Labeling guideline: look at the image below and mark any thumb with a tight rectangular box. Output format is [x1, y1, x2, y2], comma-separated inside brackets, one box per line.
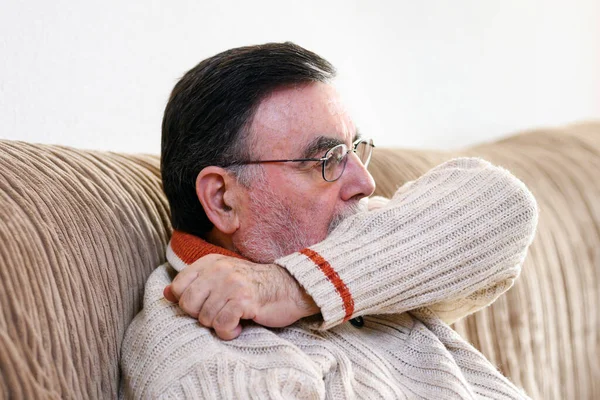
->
[163, 284, 178, 303]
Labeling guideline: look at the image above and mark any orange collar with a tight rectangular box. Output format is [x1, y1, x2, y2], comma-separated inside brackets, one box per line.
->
[166, 230, 245, 272]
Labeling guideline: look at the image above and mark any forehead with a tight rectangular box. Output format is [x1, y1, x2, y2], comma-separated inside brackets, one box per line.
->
[248, 82, 356, 158]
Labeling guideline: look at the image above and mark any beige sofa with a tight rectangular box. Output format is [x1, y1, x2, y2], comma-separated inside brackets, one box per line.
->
[1, 122, 598, 399]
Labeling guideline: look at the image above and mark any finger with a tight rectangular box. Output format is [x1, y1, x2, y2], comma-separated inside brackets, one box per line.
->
[170, 254, 226, 300]
[213, 301, 245, 340]
[170, 268, 202, 301]
[178, 278, 211, 318]
[215, 323, 243, 341]
[163, 285, 177, 303]
[197, 292, 228, 328]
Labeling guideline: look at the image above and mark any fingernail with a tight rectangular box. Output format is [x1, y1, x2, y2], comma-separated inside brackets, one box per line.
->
[163, 285, 175, 302]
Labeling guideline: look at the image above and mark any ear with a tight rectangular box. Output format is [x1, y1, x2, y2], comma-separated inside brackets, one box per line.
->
[195, 166, 240, 235]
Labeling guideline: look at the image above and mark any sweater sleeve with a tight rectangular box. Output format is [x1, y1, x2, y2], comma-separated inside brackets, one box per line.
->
[275, 158, 539, 330]
[366, 191, 508, 325]
[120, 265, 325, 399]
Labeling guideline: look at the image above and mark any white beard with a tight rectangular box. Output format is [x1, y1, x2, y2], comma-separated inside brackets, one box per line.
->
[235, 186, 365, 264]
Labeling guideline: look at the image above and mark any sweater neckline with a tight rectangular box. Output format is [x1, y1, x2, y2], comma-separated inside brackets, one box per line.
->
[166, 230, 245, 272]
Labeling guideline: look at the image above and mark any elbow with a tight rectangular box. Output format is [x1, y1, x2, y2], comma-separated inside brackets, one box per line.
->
[504, 166, 538, 241]
[489, 162, 539, 263]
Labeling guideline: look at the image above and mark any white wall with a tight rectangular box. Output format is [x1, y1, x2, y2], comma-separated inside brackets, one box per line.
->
[1, 0, 599, 154]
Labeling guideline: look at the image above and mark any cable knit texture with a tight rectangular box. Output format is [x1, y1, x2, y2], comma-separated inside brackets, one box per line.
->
[120, 158, 537, 399]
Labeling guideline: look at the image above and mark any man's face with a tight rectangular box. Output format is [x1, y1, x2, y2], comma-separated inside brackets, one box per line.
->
[231, 82, 376, 263]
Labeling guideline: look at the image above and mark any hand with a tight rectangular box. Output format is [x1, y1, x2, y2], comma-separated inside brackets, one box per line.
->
[163, 254, 319, 340]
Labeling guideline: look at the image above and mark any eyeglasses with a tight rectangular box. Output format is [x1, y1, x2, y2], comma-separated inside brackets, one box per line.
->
[227, 138, 375, 182]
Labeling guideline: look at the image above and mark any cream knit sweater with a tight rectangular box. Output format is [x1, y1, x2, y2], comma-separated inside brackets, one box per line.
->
[120, 158, 538, 399]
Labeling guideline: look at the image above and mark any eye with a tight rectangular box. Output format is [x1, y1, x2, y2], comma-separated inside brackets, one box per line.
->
[330, 146, 346, 163]
[321, 145, 341, 172]
[294, 158, 322, 172]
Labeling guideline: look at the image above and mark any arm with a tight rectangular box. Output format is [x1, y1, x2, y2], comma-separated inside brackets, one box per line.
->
[276, 158, 538, 329]
[168, 158, 538, 335]
[360, 191, 508, 325]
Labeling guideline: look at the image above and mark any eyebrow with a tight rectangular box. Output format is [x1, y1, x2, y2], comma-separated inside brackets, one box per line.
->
[300, 130, 363, 159]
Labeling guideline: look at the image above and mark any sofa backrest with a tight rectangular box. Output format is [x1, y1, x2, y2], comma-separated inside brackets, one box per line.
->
[0, 141, 170, 398]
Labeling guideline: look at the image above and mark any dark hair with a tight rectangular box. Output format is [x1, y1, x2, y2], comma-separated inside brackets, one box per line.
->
[161, 42, 336, 236]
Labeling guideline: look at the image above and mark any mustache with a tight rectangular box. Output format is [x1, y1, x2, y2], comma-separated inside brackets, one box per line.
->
[327, 199, 368, 234]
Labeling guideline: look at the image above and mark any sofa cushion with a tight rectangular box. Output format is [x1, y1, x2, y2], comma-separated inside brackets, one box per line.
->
[0, 141, 170, 399]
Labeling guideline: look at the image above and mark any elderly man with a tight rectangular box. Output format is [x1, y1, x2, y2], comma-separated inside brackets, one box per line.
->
[120, 42, 537, 399]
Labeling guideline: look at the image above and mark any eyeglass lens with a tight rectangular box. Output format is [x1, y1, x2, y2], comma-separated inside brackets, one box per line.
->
[323, 140, 373, 182]
[355, 141, 372, 166]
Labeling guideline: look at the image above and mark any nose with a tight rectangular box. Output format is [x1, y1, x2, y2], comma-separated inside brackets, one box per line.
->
[339, 152, 376, 201]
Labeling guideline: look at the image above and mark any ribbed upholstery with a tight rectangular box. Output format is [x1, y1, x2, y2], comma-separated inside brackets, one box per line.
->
[0, 122, 598, 399]
[0, 142, 171, 399]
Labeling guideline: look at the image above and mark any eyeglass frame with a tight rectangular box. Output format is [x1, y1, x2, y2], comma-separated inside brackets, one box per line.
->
[224, 138, 375, 182]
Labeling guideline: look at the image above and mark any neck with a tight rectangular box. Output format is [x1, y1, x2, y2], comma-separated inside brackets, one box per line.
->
[204, 228, 235, 252]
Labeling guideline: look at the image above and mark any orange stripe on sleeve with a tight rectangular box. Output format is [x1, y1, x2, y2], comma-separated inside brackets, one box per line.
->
[300, 248, 355, 321]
